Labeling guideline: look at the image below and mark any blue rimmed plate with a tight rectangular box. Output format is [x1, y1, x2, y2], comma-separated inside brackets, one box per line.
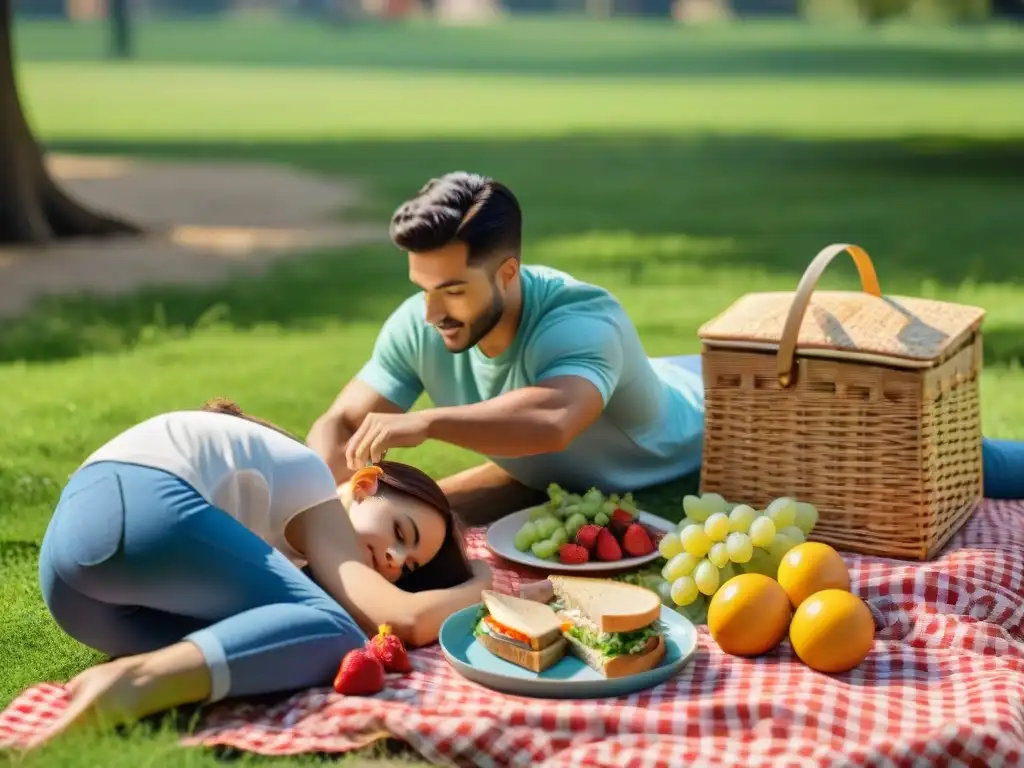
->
[439, 603, 698, 699]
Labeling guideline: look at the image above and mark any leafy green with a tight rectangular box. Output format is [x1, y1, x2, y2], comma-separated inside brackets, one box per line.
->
[565, 621, 663, 657]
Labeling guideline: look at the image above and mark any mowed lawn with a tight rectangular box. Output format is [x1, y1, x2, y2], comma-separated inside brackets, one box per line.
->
[3, 17, 1024, 766]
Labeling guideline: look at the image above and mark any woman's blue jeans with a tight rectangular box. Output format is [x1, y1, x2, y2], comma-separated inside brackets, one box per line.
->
[38, 461, 367, 703]
[663, 354, 1024, 500]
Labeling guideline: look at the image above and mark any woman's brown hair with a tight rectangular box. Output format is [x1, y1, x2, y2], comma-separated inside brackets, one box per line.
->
[372, 460, 474, 593]
[199, 398, 474, 593]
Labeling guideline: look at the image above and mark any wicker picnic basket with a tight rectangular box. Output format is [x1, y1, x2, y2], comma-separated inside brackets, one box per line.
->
[697, 243, 986, 561]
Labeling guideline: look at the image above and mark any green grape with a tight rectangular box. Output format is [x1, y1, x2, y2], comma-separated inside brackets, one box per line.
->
[704, 513, 730, 542]
[547, 482, 565, 502]
[701, 493, 729, 515]
[794, 502, 819, 535]
[564, 513, 587, 537]
[725, 531, 754, 563]
[583, 488, 604, 506]
[580, 500, 602, 519]
[694, 559, 721, 595]
[719, 562, 739, 585]
[594, 511, 610, 526]
[656, 579, 674, 605]
[780, 525, 806, 545]
[728, 504, 758, 533]
[619, 492, 639, 515]
[661, 552, 698, 582]
[531, 539, 557, 559]
[600, 500, 617, 516]
[768, 532, 797, 560]
[535, 516, 560, 539]
[670, 576, 699, 606]
[529, 506, 551, 521]
[708, 542, 730, 568]
[550, 526, 569, 547]
[749, 516, 777, 548]
[765, 497, 798, 530]
[741, 546, 782, 578]
[563, 503, 583, 520]
[682, 495, 711, 523]
[676, 517, 698, 534]
[680, 524, 712, 558]
[513, 522, 539, 552]
[658, 531, 683, 559]
[725, 502, 738, 512]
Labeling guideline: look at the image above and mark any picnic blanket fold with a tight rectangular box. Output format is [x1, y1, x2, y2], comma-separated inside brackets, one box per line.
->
[3, 500, 1024, 767]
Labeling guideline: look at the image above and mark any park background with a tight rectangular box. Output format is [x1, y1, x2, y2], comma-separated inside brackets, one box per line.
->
[1, 0, 1022, 764]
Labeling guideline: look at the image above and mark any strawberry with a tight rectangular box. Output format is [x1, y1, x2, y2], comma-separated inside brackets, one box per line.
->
[612, 507, 634, 524]
[575, 524, 602, 551]
[559, 543, 589, 565]
[608, 507, 634, 537]
[622, 523, 655, 557]
[333, 648, 385, 696]
[366, 624, 412, 674]
[594, 527, 623, 561]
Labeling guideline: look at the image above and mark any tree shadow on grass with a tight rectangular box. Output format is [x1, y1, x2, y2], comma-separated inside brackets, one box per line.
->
[0, 131, 1020, 364]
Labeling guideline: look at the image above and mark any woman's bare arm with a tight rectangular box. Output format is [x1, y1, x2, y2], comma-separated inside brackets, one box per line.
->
[286, 498, 492, 647]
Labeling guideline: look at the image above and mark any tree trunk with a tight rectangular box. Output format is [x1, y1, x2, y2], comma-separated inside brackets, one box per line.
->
[0, 0, 140, 245]
[109, 0, 133, 59]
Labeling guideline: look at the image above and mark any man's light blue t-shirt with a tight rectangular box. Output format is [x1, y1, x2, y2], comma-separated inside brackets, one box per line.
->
[356, 265, 705, 494]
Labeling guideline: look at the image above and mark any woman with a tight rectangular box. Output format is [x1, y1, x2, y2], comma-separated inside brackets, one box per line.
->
[33, 398, 491, 744]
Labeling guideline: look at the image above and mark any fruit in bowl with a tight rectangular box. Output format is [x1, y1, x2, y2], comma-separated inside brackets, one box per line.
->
[512, 484, 661, 565]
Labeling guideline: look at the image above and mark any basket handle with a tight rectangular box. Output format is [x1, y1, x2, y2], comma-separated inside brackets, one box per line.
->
[777, 243, 882, 387]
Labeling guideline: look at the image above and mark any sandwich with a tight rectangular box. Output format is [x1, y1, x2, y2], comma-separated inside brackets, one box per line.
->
[548, 575, 666, 679]
[474, 590, 568, 673]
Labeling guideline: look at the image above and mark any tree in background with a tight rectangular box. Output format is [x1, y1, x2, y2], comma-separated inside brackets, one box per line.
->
[109, 0, 132, 59]
[0, 0, 138, 244]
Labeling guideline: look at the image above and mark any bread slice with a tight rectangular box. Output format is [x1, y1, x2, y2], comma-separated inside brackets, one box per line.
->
[549, 576, 662, 634]
[477, 632, 568, 673]
[563, 633, 666, 679]
[481, 590, 563, 651]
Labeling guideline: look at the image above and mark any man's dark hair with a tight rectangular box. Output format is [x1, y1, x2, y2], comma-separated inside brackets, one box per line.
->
[389, 172, 522, 265]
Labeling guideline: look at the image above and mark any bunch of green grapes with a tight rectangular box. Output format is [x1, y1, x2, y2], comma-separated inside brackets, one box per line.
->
[653, 494, 820, 609]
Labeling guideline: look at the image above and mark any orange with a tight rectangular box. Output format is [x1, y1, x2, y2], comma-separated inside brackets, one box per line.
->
[776, 542, 851, 608]
[707, 573, 791, 657]
[789, 589, 874, 674]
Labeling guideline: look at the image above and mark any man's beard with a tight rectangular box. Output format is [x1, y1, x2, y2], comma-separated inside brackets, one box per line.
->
[438, 285, 505, 353]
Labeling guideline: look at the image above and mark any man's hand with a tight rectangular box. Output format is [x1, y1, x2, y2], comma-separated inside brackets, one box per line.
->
[345, 411, 432, 469]
[519, 579, 553, 603]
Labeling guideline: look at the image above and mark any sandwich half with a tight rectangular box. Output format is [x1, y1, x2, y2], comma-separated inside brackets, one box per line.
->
[549, 575, 666, 679]
[474, 590, 568, 673]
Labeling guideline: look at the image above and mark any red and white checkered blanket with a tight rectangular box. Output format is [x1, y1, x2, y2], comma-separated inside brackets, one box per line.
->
[3, 500, 1024, 766]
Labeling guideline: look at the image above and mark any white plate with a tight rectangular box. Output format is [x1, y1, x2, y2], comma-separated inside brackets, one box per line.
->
[486, 506, 675, 574]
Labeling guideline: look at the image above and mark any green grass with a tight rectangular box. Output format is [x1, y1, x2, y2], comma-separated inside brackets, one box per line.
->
[3, 16, 1024, 766]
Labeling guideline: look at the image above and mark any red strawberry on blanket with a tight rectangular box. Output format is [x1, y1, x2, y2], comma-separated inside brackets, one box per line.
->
[622, 523, 655, 557]
[334, 648, 385, 696]
[594, 527, 623, 561]
[367, 624, 412, 674]
[575, 524, 603, 551]
[559, 543, 590, 565]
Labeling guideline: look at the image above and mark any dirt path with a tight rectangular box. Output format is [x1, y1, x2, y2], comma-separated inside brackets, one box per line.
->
[0, 154, 386, 318]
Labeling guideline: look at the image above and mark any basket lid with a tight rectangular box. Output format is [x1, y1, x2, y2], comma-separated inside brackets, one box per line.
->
[698, 289, 985, 368]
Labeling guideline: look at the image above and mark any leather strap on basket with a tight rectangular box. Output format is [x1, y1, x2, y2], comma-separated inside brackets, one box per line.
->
[777, 243, 882, 388]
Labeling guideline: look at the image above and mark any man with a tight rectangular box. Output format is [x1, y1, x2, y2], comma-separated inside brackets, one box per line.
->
[306, 171, 706, 525]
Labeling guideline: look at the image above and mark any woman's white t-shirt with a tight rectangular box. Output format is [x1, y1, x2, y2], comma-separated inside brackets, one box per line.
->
[81, 410, 339, 566]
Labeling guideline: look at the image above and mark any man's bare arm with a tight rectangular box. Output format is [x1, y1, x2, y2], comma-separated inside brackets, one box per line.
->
[306, 379, 405, 485]
[438, 461, 546, 527]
